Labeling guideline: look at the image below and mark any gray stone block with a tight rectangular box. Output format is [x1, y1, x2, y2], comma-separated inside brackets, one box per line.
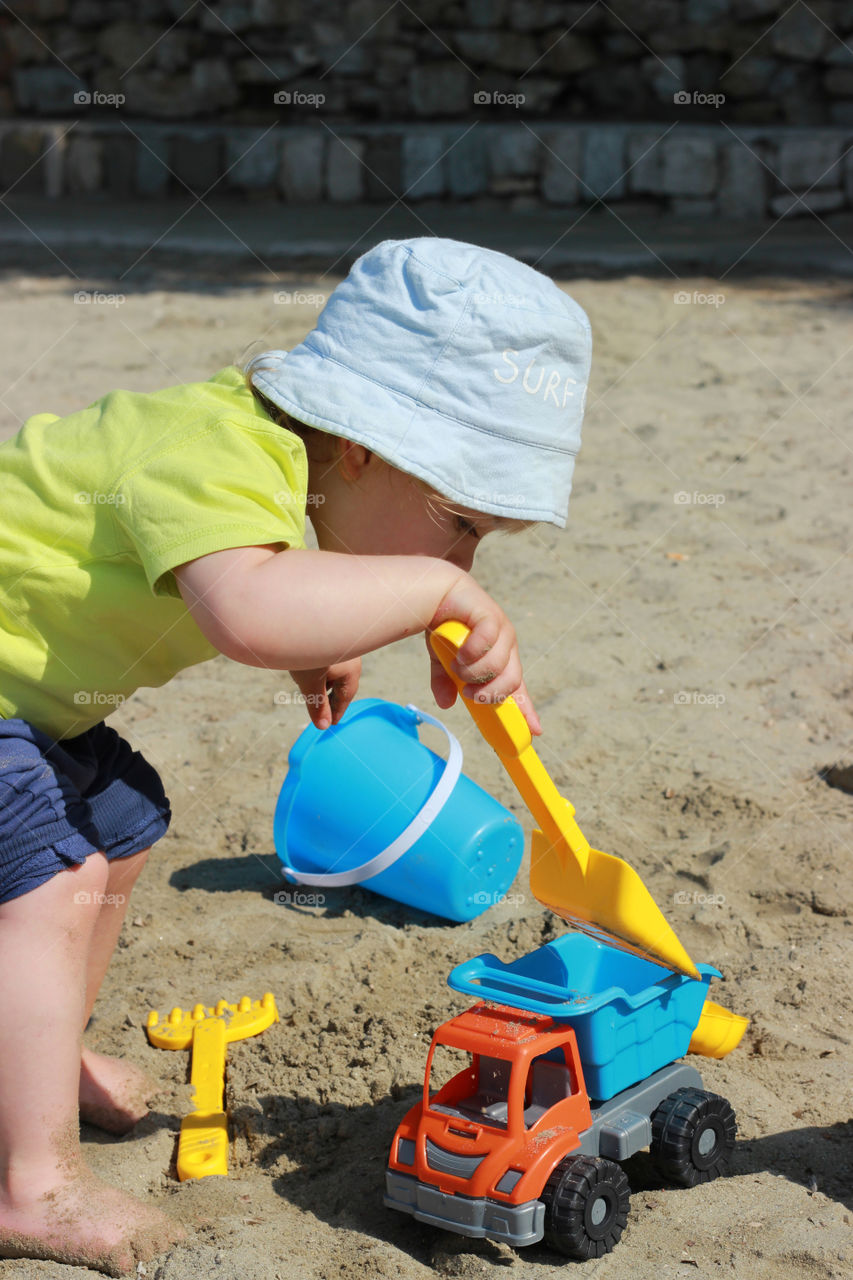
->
[770, 188, 844, 217]
[0, 127, 46, 194]
[13, 66, 86, 114]
[454, 31, 500, 63]
[771, 7, 828, 59]
[251, 0, 303, 21]
[508, 0, 563, 30]
[171, 130, 222, 194]
[720, 56, 776, 99]
[279, 130, 324, 201]
[191, 59, 239, 111]
[135, 127, 171, 195]
[226, 127, 280, 189]
[364, 135, 402, 199]
[542, 32, 597, 75]
[776, 135, 842, 190]
[409, 62, 472, 117]
[825, 69, 853, 97]
[446, 128, 488, 197]
[582, 126, 626, 201]
[199, 2, 252, 32]
[41, 125, 66, 198]
[487, 125, 539, 178]
[153, 30, 191, 74]
[326, 135, 365, 201]
[98, 22, 160, 69]
[402, 131, 446, 198]
[541, 127, 581, 204]
[627, 128, 667, 194]
[236, 57, 300, 85]
[685, 0, 729, 21]
[831, 103, 853, 127]
[124, 70, 199, 118]
[102, 135, 136, 196]
[661, 134, 718, 196]
[642, 53, 684, 102]
[66, 133, 102, 194]
[717, 141, 768, 217]
[467, 0, 506, 24]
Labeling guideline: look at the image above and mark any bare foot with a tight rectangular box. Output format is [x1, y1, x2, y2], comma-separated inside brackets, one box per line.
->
[79, 1048, 157, 1134]
[0, 1164, 186, 1277]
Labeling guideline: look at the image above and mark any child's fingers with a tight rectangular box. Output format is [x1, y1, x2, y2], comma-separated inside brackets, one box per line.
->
[426, 634, 459, 708]
[453, 624, 514, 690]
[308, 685, 333, 730]
[327, 663, 360, 724]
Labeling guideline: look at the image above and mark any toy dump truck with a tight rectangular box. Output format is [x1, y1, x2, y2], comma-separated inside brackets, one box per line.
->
[385, 933, 745, 1259]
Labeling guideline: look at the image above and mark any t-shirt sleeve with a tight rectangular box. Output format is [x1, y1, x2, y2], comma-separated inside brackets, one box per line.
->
[112, 419, 308, 597]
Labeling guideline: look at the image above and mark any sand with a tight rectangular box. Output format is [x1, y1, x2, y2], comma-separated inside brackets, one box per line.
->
[0, 267, 850, 1279]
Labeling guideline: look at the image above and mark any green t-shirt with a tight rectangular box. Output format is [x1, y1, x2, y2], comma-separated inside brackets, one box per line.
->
[0, 365, 308, 739]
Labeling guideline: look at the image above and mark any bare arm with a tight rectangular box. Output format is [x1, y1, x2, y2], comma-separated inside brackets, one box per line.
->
[173, 545, 540, 732]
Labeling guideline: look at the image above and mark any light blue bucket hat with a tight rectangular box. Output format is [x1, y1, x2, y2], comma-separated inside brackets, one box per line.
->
[251, 237, 592, 526]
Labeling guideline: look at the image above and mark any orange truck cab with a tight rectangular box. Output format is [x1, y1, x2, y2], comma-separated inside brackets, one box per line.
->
[385, 1001, 737, 1259]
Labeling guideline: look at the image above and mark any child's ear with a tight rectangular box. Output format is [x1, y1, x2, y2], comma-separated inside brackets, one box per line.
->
[337, 440, 373, 482]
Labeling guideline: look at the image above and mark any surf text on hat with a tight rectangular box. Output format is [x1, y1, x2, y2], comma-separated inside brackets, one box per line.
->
[493, 349, 578, 408]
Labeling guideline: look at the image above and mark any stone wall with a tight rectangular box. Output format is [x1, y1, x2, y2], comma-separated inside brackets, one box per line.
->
[2, 118, 853, 219]
[2, 1, 853, 127]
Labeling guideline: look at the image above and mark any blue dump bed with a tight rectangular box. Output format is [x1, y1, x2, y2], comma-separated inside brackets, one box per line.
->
[448, 933, 719, 1102]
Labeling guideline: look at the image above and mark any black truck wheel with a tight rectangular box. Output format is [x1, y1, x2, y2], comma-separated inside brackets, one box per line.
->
[651, 1086, 737, 1187]
[541, 1155, 630, 1259]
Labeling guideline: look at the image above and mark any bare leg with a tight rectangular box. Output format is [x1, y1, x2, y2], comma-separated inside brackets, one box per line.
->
[79, 849, 157, 1134]
[0, 854, 183, 1274]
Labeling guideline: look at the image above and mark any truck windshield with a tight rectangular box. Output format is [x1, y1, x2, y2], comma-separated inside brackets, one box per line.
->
[428, 1047, 514, 1130]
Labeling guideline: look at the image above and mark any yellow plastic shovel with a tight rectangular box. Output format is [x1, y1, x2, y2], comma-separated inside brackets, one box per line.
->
[430, 620, 702, 979]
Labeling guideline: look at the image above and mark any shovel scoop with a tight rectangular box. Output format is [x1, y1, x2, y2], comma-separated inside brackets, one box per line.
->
[430, 620, 701, 979]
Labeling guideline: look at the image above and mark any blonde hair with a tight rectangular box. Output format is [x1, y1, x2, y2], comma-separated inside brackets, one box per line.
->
[243, 356, 534, 534]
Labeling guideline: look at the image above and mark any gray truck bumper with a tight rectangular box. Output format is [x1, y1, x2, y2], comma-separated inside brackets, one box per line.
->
[384, 1169, 544, 1247]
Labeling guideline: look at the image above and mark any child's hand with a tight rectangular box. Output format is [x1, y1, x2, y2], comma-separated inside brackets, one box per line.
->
[288, 658, 362, 730]
[428, 582, 542, 736]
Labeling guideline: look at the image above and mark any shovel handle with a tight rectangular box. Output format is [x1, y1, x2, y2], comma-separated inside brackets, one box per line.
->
[429, 621, 591, 865]
[429, 620, 533, 758]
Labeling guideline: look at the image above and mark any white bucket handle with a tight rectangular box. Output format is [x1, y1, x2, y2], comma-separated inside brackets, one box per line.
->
[279, 704, 463, 888]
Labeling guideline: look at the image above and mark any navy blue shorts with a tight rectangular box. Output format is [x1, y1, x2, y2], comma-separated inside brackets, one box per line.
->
[0, 718, 171, 906]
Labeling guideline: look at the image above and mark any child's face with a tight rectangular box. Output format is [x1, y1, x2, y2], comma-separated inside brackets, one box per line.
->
[308, 446, 493, 571]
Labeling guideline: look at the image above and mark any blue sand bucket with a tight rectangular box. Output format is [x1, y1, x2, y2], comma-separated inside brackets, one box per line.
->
[273, 698, 524, 922]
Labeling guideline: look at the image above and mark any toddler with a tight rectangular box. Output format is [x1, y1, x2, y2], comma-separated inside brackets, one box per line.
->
[0, 237, 591, 1274]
